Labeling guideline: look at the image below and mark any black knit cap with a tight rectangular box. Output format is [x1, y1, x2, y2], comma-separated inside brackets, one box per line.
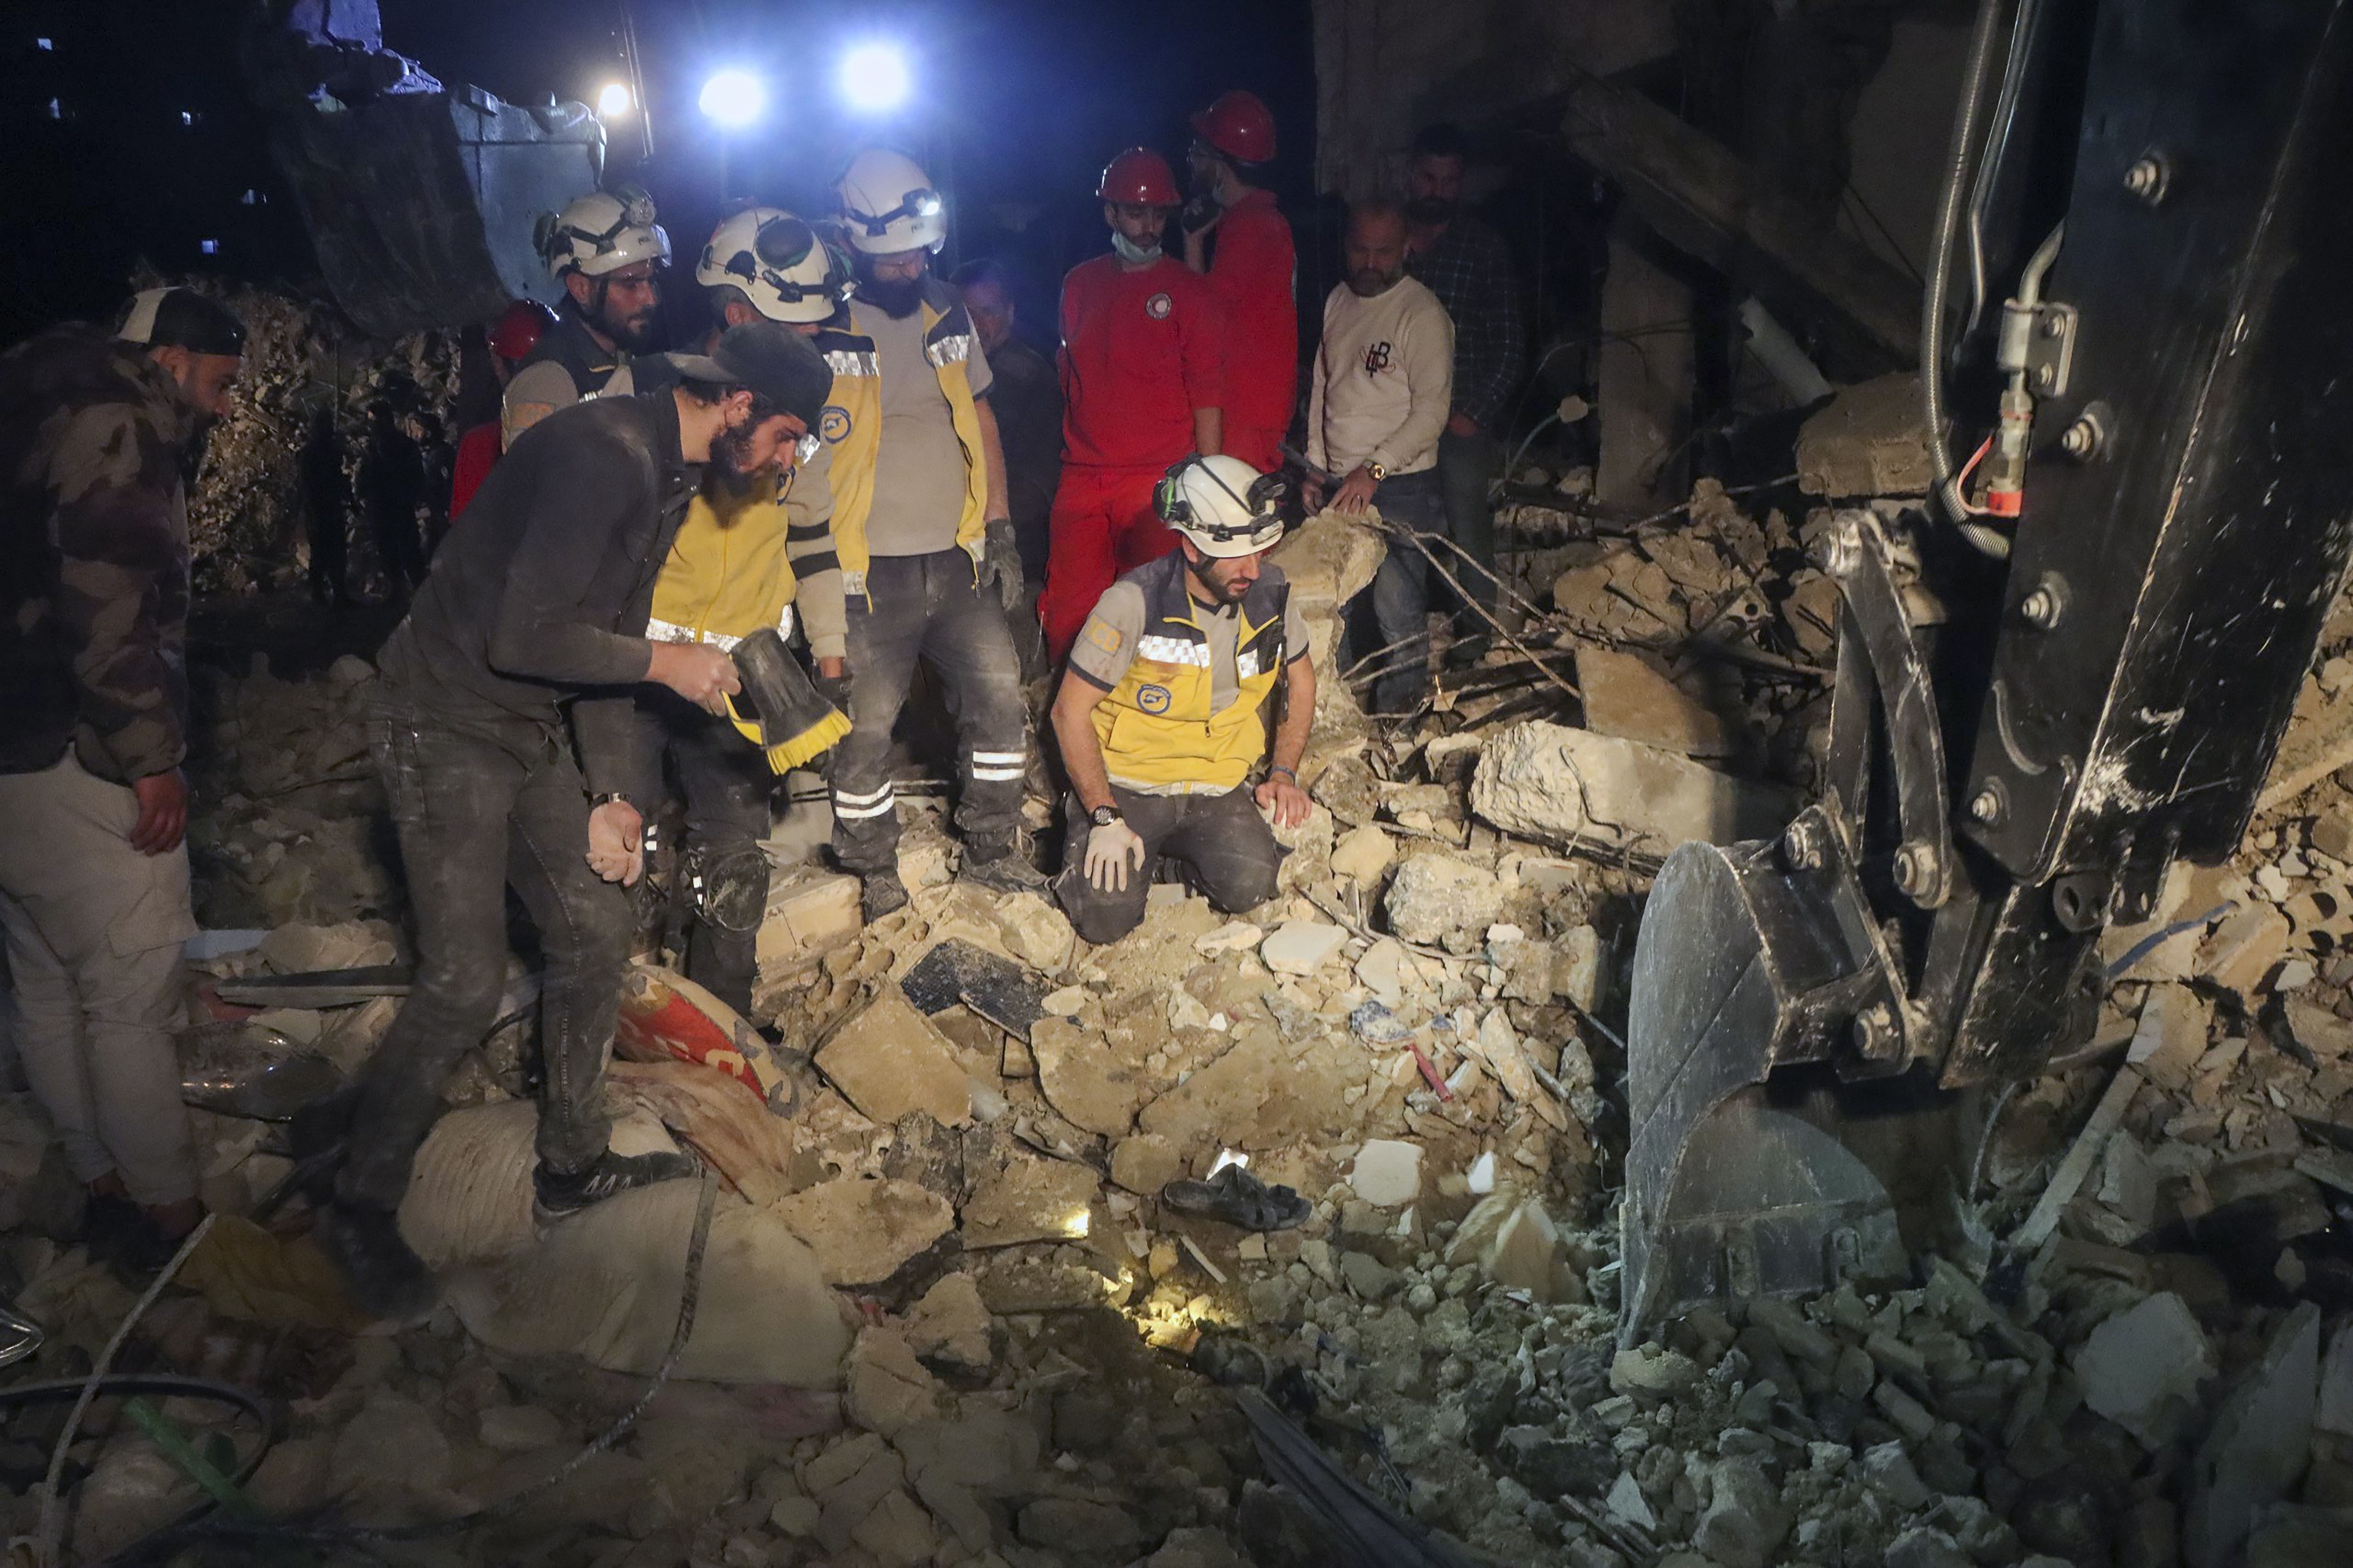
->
[116, 287, 246, 356]
[670, 321, 831, 431]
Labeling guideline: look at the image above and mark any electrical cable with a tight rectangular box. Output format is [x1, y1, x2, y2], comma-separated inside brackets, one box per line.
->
[1964, 0, 2046, 338]
[1921, 0, 2016, 558]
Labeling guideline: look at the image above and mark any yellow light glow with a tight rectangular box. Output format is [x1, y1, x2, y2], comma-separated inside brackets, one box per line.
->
[596, 82, 633, 118]
[1064, 1208, 1092, 1239]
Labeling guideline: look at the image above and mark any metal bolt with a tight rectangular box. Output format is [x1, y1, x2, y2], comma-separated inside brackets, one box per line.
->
[2123, 155, 2167, 204]
[1782, 818, 1825, 873]
[1969, 785, 2004, 825]
[2060, 416, 2101, 459]
[2039, 314, 2065, 339]
[2021, 587, 2060, 628]
[1892, 841, 1938, 900]
[2033, 364, 2057, 391]
[1854, 1003, 1901, 1061]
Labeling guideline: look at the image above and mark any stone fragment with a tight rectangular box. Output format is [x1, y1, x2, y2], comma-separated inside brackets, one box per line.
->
[1196, 921, 1265, 956]
[1029, 1016, 1146, 1138]
[478, 1404, 565, 1454]
[816, 991, 971, 1128]
[773, 1177, 955, 1287]
[2128, 984, 2209, 1091]
[893, 1408, 1038, 1494]
[1833, 1344, 1876, 1401]
[1610, 1344, 1701, 1397]
[2186, 1302, 2321, 1568]
[2319, 1321, 2353, 1437]
[991, 893, 1076, 973]
[1796, 373, 1934, 497]
[2198, 903, 2292, 993]
[1575, 646, 1732, 758]
[962, 1149, 1099, 1248]
[1606, 1470, 1657, 1532]
[1469, 721, 1794, 860]
[1861, 1440, 1930, 1510]
[1329, 823, 1397, 884]
[903, 1273, 993, 1372]
[1349, 1140, 1423, 1206]
[1338, 1250, 1398, 1300]
[1137, 1026, 1354, 1151]
[2313, 805, 2353, 863]
[1692, 1457, 1791, 1568]
[848, 1488, 936, 1567]
[756, 869, 862, 975]
[330, 1389, 452, 1502]
[1018, 1498, 1143, 1554]
[1555, 924, 1602, 1011]
[1383, 855, 1504, 946]
[844, 1328, 947, 1438]
[1884, 1526, 1972, 1568]
[913, 1473, 992, 1553]
[2073, 1291, 2215, 1446]
[2282, 996, 2353, 1060]
[1260, 921, 1347, 977]
[1110, 1133, 1185, 1195]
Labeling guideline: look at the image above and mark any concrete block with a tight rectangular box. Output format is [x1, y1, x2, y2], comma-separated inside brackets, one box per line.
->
[1469, 721, 1794, 860]
[2073, 1291, 2215, 1447]
[815, 991, 971, 1128]
[756, 869, 862, 975]
[2186, 1303, 2321, 1568]
[1573, 646, 1733, 758]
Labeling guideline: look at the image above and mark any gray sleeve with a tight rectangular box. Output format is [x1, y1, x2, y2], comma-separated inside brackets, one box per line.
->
[1066, 581, 1146, 690]
[1282, 592, 1311, 664]
[783, 442, 846, 660]
[502, 361, 582, 450]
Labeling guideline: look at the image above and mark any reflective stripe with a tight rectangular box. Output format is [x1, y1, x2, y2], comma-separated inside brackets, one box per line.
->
[969, 750, 1026, 765]
[1136, 635, 1212, 666]
[646, 617, 743, 653]
[776, 602, 796, 639]
[925, 333, 973, 367]
[969, 766, 1025, 781]
[832, 795, 898, 819]
[833, 783, 894, 806]
[824, 350, 880, 377]
[1237, 650, 1262, 680]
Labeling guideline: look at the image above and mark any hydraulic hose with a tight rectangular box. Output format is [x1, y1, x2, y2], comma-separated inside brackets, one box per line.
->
[1964, 0, 2046, 338]
[1922, 0, 2015, 558]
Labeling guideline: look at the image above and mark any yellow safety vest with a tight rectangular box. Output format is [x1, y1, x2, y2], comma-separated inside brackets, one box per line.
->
[1092, 553, 1291, 794]
[813, 292, 989, 595]
[645, 464, 798, 652]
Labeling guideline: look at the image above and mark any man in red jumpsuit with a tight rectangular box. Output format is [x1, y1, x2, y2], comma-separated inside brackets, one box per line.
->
[449, 300, 555, 520]
[1182, 90, 1297, 473]
[1037, 147, 1225, 664]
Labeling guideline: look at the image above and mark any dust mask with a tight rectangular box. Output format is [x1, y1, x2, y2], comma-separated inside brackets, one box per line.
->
[1111, 231, 1163, 267]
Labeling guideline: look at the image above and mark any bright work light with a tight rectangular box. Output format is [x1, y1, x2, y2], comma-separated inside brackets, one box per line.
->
[699, 69, 765, 128]
[839, 43, 910, 112]
[596, 81, 632, 118]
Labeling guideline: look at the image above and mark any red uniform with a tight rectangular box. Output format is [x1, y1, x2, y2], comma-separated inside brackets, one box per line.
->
[1202, 189, 1297, 472]
[1039, 254, 1224, 662]
[448, 420, 502, 520]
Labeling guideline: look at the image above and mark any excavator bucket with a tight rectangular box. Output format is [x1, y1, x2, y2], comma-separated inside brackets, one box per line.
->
[1619, 839, 1912, 1341]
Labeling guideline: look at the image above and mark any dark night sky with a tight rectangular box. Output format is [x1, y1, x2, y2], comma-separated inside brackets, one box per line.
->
[2, 0, 1318, 346]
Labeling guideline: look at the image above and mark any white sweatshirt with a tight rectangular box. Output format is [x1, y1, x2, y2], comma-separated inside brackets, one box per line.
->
[1308, 274, 1454, 478]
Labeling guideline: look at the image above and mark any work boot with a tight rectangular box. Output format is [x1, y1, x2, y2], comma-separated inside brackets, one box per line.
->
[861, 868, 909, 921]
[962, 844, 1046, 896]
[532, 1147, 698, 1226]
[314, 1201, 438, 1322]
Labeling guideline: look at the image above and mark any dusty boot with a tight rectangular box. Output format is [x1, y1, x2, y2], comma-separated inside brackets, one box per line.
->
[962, 842, 1046, 895]
[314, 1202, 438, 1322]
[861, 867, 909, 921]
[532, 1148, 698, 1225]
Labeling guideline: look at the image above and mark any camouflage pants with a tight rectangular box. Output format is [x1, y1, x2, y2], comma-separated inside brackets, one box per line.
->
[0, 751, 198, 1206]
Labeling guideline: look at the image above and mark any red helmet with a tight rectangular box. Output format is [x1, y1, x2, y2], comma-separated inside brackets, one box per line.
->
[1190, 90, 1275, 165]
[1098, 147, 1179, 206]
[488, 298, 556, 362]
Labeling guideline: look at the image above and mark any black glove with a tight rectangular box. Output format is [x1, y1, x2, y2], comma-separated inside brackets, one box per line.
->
[1180, 191, 1222, 236]
[978, 517, 1025, 613]
[814, 668, 852, 716]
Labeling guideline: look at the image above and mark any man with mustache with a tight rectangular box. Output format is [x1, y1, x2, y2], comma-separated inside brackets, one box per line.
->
[823, 149, 1040, 920]
[318, 323, 829, 1317]
[502, 184, 671, 448]
[0, 287, 243, 1275]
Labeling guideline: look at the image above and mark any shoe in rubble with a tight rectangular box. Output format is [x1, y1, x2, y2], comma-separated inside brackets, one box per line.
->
[532, 1147, 698, 1225]
[861, 867, 910, 921]
[962, 846, 1047, 895]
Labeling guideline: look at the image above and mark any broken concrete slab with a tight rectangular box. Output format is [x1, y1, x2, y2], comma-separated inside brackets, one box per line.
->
[1469, 720, 1795, 861]
[2319, 1321, 2353, 1439]
[1109, 1133, 1184, 1196]
[2072, 1292, 2215, 1447]
[1329, 823, 1397, 884]
[1692, 1456, 1791, 1568]
[844, 1328, 947, 1438]
[1574, 646, 1733, 758]
[816, 990, 972, 1128]
[989, 893, 1076, 975]
[2128, 984, 2211, 1091]
[1259, 920, 1347, 977]
[1348, 1140, 1422, 1207]
[961, 1148, 1098, 1248]
[2187, 1302, 2321, 1568]
[2258, 677, 2353, 813]
[1382, 854, 1504, 947]
[1796, 373, 1934, 498]
[902, 1273, 994, 1373]
[772, 1176, 956, 1288]
[2199, 903, 2292, 995]
[1137, 1025, 1357, 1152]
[756, 868, 863, 976]
[1029, 1016, 1147, 1139]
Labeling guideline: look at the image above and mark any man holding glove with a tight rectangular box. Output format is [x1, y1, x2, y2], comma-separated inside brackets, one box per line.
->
[1048, 455, 1312, 945]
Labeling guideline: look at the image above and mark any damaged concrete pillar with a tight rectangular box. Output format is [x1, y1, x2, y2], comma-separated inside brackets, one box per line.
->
[1597, 223, 1696, 506]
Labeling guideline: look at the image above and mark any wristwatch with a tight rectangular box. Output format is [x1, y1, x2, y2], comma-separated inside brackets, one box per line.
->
[1089, 804, 1123, 829]
[1366, 460, 1389, 481]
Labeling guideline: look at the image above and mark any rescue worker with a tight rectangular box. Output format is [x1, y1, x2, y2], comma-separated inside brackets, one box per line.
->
[1037, 148, 1226, 664]
[1182, 90, 1298, 473]
[950, 258, 1060, 677]
[606, 207, 855, 1015]
[502, 185, 670, 447]
[1048, 455, 1314, 945]
[825, 149, 1040, 919]
[0, 287, 244, 1271]
[451, 299, 555, 519]
[316, 324, 829, 1316]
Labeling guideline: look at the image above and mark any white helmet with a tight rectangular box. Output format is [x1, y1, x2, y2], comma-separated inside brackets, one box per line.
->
[536, 184, 672, 279]
[1155, 454, 1289, 558]
[696, 207, 854, 324]
[836, 149, 946, 255]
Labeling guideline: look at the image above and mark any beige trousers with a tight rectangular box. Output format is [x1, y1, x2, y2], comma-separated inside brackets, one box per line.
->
[0, 752, 197, 1206]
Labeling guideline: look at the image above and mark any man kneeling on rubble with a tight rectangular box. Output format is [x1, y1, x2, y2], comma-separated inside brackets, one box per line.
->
[318, 323, 831, 1315]
[1048, 454, 1314, 943]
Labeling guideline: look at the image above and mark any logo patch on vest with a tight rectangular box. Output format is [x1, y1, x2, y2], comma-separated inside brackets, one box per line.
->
[819, 406, 852, 443]
[1146, 292, 1173, 320]
[1136, 684, 1173, 714]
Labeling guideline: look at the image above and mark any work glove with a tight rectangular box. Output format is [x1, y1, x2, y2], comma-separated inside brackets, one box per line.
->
[1084, 818, 1148, 893]
[978, 516, 1025, 613]
[814, 666, 852, 717]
